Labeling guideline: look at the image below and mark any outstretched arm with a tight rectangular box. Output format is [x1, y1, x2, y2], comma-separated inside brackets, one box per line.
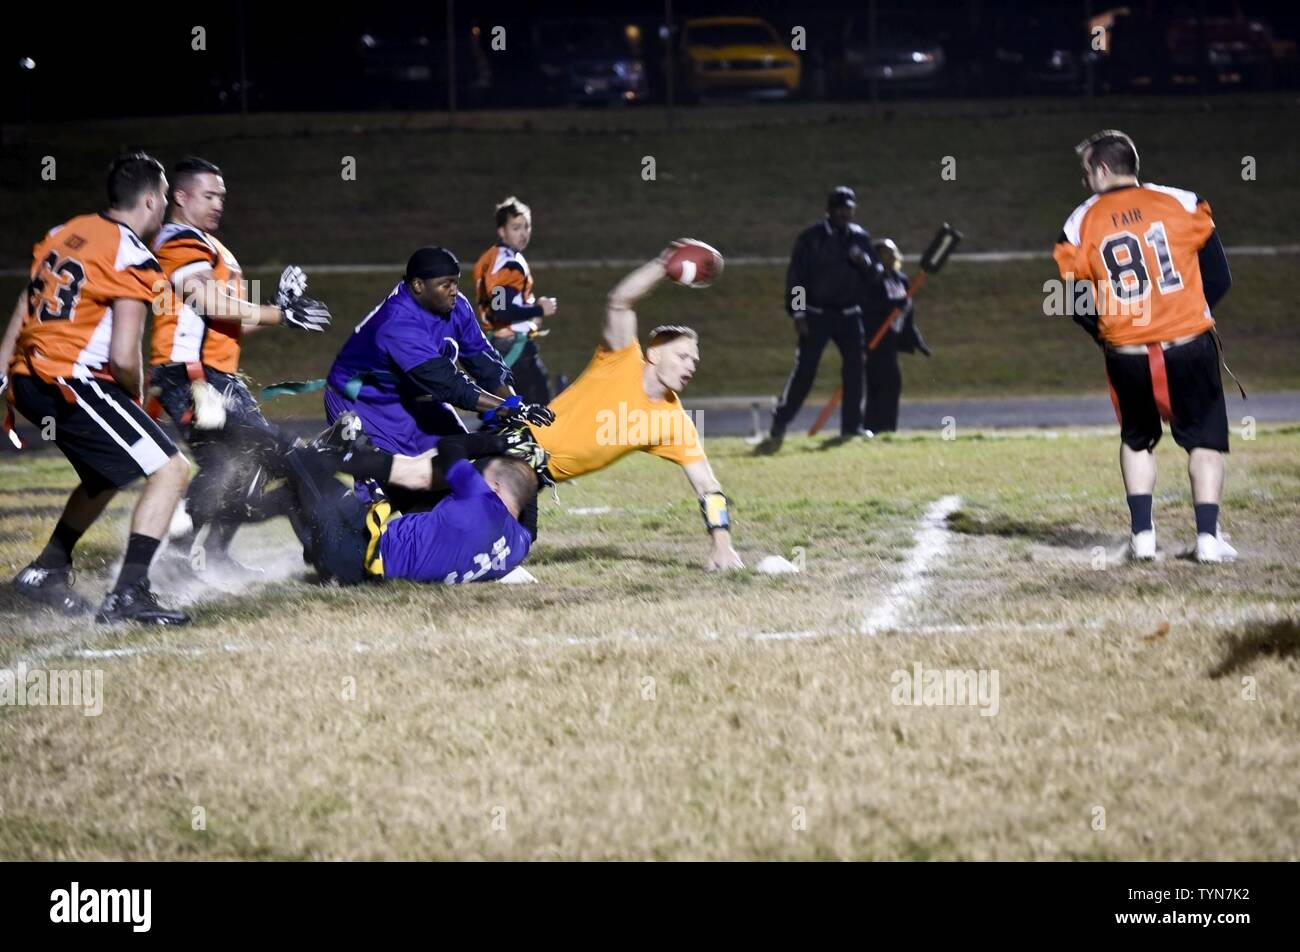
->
[177, 265, 330, 333]
[682, 457, 743, 572]
[603, 256, 667, 351]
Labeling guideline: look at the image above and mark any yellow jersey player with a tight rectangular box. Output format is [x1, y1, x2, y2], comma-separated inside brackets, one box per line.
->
[528, 246, 743, 572]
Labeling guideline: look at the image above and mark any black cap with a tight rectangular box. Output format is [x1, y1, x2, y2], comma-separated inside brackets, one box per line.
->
[405, 246, 460, 281]
[827, 186, 857, 210]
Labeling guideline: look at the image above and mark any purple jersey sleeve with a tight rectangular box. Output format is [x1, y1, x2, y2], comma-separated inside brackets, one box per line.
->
[375, 311, 450, 373]
[445, 458, 491, 501]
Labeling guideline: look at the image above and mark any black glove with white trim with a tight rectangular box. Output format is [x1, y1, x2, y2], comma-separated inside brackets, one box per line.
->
[280, 295, 331, 333]
[273, 265, 309, 306]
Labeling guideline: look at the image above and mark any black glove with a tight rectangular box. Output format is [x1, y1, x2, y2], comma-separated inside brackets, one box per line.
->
[486, 395, 554, 428]
[280, 295, 331, 333]
[497, 425, 535, 450]
[273, 265, 309, 305]
[511, 402, 555, 427]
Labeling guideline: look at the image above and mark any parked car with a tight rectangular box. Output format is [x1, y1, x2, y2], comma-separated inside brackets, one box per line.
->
[533, 19, 648, 106]
[946, 11, 1088, 97]
[678, 16, 801, 101]
[1168, 9, 1278, 88]
[352, 27, 491, 109]
[829, 13, 947, 96]
[1099, 3, 1284, 91]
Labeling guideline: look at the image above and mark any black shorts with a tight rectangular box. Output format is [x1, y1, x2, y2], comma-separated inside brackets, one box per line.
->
[1104, 332, 1229, 453]
[12, 373, 179, 496]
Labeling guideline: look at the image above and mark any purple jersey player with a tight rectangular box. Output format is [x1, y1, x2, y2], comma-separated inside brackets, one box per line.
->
[281, 431, 542, 586]
[376, 455, 533, 583]
[324, 247, 554, 458]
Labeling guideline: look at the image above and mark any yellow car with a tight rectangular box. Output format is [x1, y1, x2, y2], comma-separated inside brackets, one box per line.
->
[680, 16, 801, 100]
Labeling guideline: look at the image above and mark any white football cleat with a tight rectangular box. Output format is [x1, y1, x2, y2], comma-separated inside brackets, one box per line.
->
[497, 566, 537, 584]
[1195, 533, 1224, 563]
[1129, 528, 1156, 561]
[1213, 527, 1238, 562]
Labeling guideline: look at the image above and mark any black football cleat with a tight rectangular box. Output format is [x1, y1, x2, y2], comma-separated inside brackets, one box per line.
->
[94, 581, 190, 626]
[12, 563, 92, 616]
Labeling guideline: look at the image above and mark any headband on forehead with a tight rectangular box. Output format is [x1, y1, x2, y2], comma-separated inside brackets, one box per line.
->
[405, 246, 460, 282]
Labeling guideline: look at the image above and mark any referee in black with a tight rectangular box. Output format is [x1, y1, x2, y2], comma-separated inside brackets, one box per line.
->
[758, 186, 884, 453]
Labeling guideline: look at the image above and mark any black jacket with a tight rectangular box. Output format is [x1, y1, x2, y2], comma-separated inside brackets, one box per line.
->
[862, 270, 930, 356]
[785, 218, 883, 316]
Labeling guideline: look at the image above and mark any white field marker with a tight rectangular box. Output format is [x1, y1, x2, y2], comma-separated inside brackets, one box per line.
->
[860, 495, 962, 636]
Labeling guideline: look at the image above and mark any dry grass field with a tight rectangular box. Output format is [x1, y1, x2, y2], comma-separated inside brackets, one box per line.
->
[2, 425, 1297, 859]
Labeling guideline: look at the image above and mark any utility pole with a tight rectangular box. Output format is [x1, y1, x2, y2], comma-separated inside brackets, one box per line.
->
[665, 0, 676, 132]
[447, 0, 458, 127]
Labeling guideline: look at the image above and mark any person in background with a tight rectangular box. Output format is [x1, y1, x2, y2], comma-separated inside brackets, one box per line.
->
[861, 238, 930, 435]
[757, 186, 883, 452]
[472, 196, 558, 406]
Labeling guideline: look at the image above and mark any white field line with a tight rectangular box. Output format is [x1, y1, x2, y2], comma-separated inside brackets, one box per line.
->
[860, 494, 963, 636]
[0, 632, 109, 692]
[13, 604, 1293, 667]
[5, 245, 1298, 279]
[750, 630, 821, 642]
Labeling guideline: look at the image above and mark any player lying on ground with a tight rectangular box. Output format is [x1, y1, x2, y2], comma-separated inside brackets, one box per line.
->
[508, 245, 744, 572]
[149, 156, 332, 575]
[281, 430, 542, 585]
[0, 153, 191, 624]
[1054, 129, 1236, 563]
[324, 246, 553, 513]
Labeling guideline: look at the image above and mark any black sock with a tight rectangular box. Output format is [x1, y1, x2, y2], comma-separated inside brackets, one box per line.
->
[1126, 494, 1153, 534]
[1194, 503, 1220, 537]
[115, 533, 161, 591]
[35, 520, 85, 569]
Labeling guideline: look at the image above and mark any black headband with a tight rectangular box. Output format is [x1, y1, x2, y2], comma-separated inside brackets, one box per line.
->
[405, 246, 460, 281]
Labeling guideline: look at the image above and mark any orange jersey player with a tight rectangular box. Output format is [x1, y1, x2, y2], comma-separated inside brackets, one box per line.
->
[148, 156, 332, 574]
[0, 153, 192, 624]
[151, 220, 247, 373]
[1054, 130, 1236, 564]
[472, 196, 558, 405]
[522, 244, 743, 572]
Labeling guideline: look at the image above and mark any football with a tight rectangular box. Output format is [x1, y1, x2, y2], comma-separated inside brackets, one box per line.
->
[664, 238, 723, 288]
